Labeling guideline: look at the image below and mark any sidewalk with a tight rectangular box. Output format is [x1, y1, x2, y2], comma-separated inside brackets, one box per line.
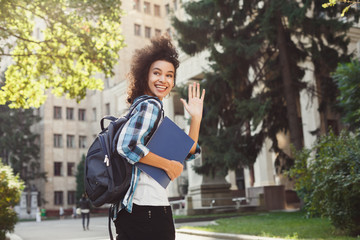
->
[7, 216, 286, 240]
[7, 230, 286, 240]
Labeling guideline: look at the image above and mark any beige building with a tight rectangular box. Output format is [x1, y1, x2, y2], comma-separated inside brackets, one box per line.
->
[32, 0, 189, 211]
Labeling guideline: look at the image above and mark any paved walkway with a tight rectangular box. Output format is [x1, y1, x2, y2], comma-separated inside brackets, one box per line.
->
[8, 216, 285, 240]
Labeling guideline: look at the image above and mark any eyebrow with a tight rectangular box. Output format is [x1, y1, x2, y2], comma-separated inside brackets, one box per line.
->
[152, 67, 174, 74]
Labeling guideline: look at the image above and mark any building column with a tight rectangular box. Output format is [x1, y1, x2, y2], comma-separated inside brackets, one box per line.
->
[299, 61, 321, 149]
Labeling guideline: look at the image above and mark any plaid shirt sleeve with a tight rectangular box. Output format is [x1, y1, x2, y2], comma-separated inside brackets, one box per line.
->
[186, 143, 201, 161]
[117, 99, 161, 164]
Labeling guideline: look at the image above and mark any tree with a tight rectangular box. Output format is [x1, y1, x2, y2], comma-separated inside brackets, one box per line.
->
[0, 0, 125, 109]
[332, 60, 360, 131]
[0, 161, 24, 240]
[75, 154, 85, 203]
[0, 87, 45, 186]
[323, 0, 360, 16]
[173, 0, 357, 178]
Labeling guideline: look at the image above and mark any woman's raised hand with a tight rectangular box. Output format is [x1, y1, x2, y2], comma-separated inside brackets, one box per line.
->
[180, 82, 205, 122]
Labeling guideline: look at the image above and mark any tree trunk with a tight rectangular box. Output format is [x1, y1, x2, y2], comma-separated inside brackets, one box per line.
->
[249, 165, 255, 187]
[276, 15, 303, 151]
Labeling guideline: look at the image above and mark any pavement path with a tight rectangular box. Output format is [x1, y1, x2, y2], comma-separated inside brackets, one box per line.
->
[9, 216, 285, 240]
[9, 217, 229, 240]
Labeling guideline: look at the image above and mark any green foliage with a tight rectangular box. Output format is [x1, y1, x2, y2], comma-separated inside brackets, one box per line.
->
[0, 100, 45, 184]
[173, 0, 356, 175]
[322, 1, 360, 16]
[0, 0, 125, 108]
[289, 131, 360, 236]
[75, 154, 85, 203]
[286, 146, 313, 212]
[333, 60, 360, 131]
[0, 162, 24, 240]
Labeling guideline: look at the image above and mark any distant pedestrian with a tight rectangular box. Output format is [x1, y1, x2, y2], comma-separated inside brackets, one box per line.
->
[59, 206, 64, 220]
[72, 206, 77, 218]
[79, 194, 91, 230]
[36, 207, 41, 222]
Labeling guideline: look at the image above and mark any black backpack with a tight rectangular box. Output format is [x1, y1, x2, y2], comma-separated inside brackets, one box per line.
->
[84, 96, 162, 207]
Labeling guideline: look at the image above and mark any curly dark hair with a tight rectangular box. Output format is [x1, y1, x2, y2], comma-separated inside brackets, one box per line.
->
[127, 36, 179, 104]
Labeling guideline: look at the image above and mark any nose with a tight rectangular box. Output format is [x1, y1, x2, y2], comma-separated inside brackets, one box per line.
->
[158, 75, 165, 83]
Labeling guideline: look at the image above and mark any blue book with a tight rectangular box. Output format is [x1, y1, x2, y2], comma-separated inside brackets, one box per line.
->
[135, 116, 195, 188]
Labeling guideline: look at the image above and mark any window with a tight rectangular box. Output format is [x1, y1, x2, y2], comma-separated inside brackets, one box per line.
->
[54, 191, 63, 205]
[235, 168, 245, 190]
[54, 162, 63, 176]
[145, 26, 151, 38]
[66, 135, 75, 148]
[144, 1, 151, 14]
[54, 134, 62, 148]
[105, 103, 110, 115]
[165, 4, 170, 15]
[79, 135, 87, 148]
[133, 0, 140, 11]
[173, 0, 178, 10]
[54, 106, 62, 119]
[78, 109, 86, 121]
[66, 107, 74, 120]
[67, 191, 76, 205]
[173, 93, 184, 115]
[92, 108, 97, 121]
[134, 24, 141, 36]
[154, 4, 161, 17]
[67, 162, 75, 176]
[155, 29, 161, 37]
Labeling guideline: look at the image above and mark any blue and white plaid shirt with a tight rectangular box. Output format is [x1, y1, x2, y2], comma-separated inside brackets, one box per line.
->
[114, 95, 200, 216]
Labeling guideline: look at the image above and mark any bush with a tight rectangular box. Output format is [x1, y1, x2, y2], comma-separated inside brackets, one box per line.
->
[0, 162, 24, 240]
[333, 60, 360, 131]
[288, 131, 360, 236]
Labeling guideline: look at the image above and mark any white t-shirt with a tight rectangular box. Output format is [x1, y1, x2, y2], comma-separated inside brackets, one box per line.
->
[133, 171, 169, 206]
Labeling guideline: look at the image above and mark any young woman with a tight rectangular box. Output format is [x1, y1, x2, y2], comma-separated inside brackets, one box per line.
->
[114, 36, 205, 240]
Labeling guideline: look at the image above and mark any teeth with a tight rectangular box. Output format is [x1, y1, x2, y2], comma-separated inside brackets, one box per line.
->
[156, 85, 166, 90]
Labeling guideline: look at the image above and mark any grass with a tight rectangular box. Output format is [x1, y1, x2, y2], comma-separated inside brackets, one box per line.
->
[179, 211, 360, 240]
[173, 212, 245, 220]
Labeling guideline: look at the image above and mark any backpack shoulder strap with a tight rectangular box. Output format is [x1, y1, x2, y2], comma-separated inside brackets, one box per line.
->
[100, 116, 118, 131]
[100, 97, 162, 131]
[127, 96, 163, 118]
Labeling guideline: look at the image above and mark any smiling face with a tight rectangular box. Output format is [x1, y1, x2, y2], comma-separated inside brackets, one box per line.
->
[146, 60, 175, 100]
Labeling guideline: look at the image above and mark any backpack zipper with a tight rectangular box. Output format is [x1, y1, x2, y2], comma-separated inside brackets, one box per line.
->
[104, 155, 110, 166]
[99, 135, 110, 167]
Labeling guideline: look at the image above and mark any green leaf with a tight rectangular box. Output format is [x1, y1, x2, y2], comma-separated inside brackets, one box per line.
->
[0, 0, 125, 108]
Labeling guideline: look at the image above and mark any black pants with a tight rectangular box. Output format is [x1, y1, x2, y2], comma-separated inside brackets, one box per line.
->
[81, 212, 90, 228]
[114, 204, 175, 240]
